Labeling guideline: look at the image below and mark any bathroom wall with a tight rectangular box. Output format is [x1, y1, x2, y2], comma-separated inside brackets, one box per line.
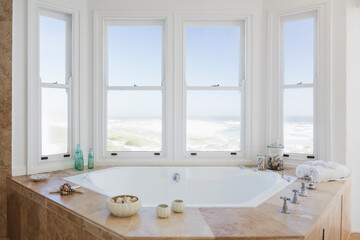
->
[346, 0, 360, 232]
[0, 0, 12, 237]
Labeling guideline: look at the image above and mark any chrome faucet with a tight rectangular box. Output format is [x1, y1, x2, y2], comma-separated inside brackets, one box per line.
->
[299, 182, 309, 197]
[173, 173, 180, 183]
[307, 175, 316, 190]
[290, 189, 300, 204]
[280, 196, 291, 214]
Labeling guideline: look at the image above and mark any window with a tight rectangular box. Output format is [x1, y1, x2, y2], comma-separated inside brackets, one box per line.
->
[184, 22, 245, 155]
[39, 10, 72, 158]
[104, 20, 165, 155]
[280, 12, 318, 157]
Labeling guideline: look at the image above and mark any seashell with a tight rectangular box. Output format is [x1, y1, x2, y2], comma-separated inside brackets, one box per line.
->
[130, 197, 137, 203]
[110, 198, 115, 203]
[116, 197, 123, 203]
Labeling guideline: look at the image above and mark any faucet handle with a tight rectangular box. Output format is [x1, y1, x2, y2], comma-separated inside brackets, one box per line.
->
[306, 175, 317, 190]
[290, 189, 300, 204]
[280, 196, 291, 214]
[299, 182, 309, 197]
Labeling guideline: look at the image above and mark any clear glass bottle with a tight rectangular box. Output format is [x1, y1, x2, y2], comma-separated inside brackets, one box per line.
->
[88, 148, 94, 169]
[77, 150, 84, 171]
[267, 142, 284, 171]
[74, 144, 80, 170]
[257, 154, 267, 171]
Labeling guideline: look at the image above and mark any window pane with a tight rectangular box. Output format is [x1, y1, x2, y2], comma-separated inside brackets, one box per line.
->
[39, 15, 67, 84]
[107, 91, 162, 151]
[283, 88, 313, 154]
[108, 26, 162, 86]
[42, 88, 68, 155]
[186, 91, 241, 151]
[186, 27, 240, 86]
[284, 18, 314, 85]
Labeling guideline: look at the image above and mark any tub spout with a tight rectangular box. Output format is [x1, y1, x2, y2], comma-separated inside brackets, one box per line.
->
[173, 173, 180, 183]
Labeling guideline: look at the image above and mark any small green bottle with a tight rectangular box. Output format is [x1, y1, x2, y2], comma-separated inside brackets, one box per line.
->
[88, 148, 94, 169]
[74, 144, 80, 170]
[77, 150, 84, 171]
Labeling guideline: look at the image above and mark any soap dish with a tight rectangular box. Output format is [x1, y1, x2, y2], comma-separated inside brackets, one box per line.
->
[30, 174, 50, 182]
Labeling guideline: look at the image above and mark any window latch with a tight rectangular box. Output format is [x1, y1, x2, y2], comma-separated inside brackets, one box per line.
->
[297, 81, 303, 85]
[190, 153, 197, 156]
[134, 84, 138, 87]
[41, 156, 48, 160]
[240, 78, 245, 87]
[52, 81, 58, 84]
[211, 84, 219, 87]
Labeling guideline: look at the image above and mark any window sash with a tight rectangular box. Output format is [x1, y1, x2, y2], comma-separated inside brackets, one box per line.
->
[103, 20, 166, 157]
[38, 9, 73, 159]
[182, 21, 246, 157]
[279, 11, 318, 159]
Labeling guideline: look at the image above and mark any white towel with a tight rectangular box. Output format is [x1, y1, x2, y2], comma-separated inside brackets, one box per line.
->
[296, 161, 349, 182]
[295, 164, 311, 178]
[308, 162, 349, 182]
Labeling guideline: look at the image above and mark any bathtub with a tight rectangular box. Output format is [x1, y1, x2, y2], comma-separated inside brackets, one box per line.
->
[65, 166, 296, 207]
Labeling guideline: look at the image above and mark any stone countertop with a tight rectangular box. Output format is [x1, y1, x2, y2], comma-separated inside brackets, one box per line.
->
[7, 166, 350, 239]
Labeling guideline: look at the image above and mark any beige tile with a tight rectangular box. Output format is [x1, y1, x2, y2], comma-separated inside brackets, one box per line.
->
[0, 0, 12, 21]
[127, 207, 215, 239]
[0, 132, 11, 171]
[200, 207, 299, 239]
[20, 195, 47, 240]
[84, 208, 132, 238]
[47, 200, 84, 226]
[6, 189, 21, 240]
[47, 209, 84, 240]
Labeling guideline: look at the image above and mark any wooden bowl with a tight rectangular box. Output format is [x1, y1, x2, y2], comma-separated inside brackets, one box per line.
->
[106, 195, 141, 217]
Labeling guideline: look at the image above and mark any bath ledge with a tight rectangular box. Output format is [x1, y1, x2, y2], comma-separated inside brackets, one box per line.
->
[6, 166, 351, 240]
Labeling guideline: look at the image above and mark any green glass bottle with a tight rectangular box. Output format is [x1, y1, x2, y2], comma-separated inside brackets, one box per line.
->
[88, 148, 94, 169]
[74, 144, 80, 170]
[77, 150, 84, 171]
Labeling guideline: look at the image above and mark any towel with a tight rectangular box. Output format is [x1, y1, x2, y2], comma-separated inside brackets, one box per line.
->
[296, 161, 349, 182]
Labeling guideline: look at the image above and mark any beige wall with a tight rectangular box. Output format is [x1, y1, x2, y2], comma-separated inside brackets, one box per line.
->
[0, 0, 12, 238]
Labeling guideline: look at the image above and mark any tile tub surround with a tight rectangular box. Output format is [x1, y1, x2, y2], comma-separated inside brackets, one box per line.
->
[7, 167, 351, 240]
[0, 0, 12, 238]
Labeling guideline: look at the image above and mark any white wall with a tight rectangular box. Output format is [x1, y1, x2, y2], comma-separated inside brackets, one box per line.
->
[346, 0, 360, 232]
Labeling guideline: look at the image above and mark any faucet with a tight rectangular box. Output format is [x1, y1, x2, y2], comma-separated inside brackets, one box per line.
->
[280, 196, 291, 214]
[306, 175, 317, 190]
[299, 182, 309, 197]
[173, 173, 180, 183]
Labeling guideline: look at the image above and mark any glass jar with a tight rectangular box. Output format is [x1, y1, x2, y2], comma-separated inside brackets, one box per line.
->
[267, 144, 284, 171]
[257, 154, 267, 171]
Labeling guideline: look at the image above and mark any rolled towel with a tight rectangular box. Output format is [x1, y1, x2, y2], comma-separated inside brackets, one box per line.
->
[308, 162, 349, 182]
[296, 164, 312, 179]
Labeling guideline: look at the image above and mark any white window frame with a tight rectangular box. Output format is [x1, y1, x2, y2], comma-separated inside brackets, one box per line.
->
[174, 15, 252, 163]
[267, 5, 330, 163]
[279, 11, 319, 160]
[103, 18, 168, 158]
[94, 13, 252, 165]
[94, 14, 174, 163]
[28, 1, 80, 174]
[180, 19, 246, 159]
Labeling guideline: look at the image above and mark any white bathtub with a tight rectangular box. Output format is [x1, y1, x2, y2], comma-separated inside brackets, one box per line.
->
[65, 166, 296, 207]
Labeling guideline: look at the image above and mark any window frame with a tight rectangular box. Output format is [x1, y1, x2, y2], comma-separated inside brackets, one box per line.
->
[181, 19, 246, 158]
[28, 1, 80, 174]
[95, 14, 252, 164]
[267, 5, 330, 164]
[96, 16, 173, 161]
[279, 11, 319, 160]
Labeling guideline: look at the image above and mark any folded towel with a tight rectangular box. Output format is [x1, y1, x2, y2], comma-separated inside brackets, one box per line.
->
[295, 164, 311, 179]
[308, 162, 349, 182]
[296, 161, 349, 182]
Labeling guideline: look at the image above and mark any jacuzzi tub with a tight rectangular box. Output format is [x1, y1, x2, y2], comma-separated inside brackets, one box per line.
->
[65, 166, 296, 207]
